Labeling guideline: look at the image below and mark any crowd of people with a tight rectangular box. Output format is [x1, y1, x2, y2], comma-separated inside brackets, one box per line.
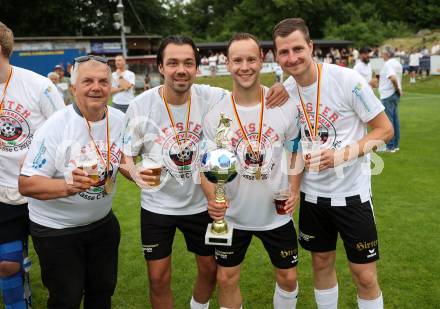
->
[1, 17, 399, 309]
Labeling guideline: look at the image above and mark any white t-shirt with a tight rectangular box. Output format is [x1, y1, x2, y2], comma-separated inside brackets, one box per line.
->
[203, 87, 300, 230]
[112, 70, 135, 105]
[208, 56, 218, 67]
[122, 84, 227, 215]
[409, 53, 422, 66]
[379, 59, 402, 99]
[21, 105, 125, 228]
[284, 63, 384, 204]
[353, 61, 372, 84]
[0, 66, 65, 204]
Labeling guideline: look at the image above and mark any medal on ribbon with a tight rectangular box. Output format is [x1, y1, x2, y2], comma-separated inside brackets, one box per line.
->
[231, 87, 264, 180]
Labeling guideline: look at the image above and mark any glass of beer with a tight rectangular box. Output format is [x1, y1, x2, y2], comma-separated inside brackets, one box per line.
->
[273, 188, 290, 215]
[77, 157, 99, 183]
[142, 154, 163, 187]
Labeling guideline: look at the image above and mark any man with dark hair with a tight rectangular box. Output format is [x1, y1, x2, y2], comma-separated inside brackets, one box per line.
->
[121, 35, 289, 309]
[0, 21, 64, 309]
[354, 47, 376, 88]
[202, 32, 301, 309]
[273, 18, 393, 309]
[111, 54, 135, 113]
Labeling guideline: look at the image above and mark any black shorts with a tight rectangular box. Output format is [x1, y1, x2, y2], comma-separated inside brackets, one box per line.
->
[0, 202, 29, 244]
[214, 220, 298, 269]
[141, 208, 214, 260]
[298, 193, 379, 264]
[409, 66, 419, 73]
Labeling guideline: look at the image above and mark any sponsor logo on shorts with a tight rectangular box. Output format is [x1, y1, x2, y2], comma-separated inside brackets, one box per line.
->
[367, 248, 377, 258]
[280, 249, 297, 258]
[355, 240, 378, 251]
[214, 249, 234, 260]
[299, 231, 315, 242]
[142, 244, 159, 253]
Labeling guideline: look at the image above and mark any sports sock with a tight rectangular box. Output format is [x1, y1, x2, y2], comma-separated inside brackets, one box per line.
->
[357, 292, 383, 309]
[190, 296, 210, 309]
[314, 284, 338, 309]
[273, 281, 298, 309]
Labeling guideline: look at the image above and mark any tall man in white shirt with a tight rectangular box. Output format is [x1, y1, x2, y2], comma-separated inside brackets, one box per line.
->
[379, 46, 402, 152]
[111, 54, 135, 113]
[353, 47, 376, 88]
[0, 22, 65, 309]
[274, 18, 393, 309]
[202, 33, 301, 309]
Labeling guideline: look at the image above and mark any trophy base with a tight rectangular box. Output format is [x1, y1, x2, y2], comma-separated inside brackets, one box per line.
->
[205, 223, 233, 246]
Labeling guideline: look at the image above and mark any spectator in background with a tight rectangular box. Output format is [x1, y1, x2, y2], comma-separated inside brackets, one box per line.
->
[144, 73, 151, 91]
[265, 49, 275, 62]
[208, 52, 218, 77]
[408, 49, 422, 84]
[324, 53, 333, 64]
[353, 47, 376, 88]
[47, 71, 65, 98]
[431, 41, 440, 55]
[201, 55, 209, 65]
[111, 54, 135, 113]
[352, 47, 359, 65]
[218, 52, 227, 65]
[65, 62, 73, 78]
[274, 63, 284, 83]
[379, 45, 402, 153]
[421, 46, 429, 56]
[54, 64, 74, 105]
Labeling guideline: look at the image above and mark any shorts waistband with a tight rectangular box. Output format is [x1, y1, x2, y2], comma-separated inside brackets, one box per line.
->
[301, 192, 370, 207]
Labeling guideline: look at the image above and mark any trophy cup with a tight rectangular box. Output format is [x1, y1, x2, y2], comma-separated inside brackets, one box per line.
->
[201, 114, 237, 246]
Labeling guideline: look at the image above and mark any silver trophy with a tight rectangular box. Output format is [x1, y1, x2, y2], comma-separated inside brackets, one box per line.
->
[201, 114, 237, 246]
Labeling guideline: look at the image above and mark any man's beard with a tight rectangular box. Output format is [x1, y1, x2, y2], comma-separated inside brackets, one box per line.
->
[362, 59, 370, 64]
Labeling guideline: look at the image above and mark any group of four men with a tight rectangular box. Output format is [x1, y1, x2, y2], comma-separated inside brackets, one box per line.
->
[1, 17, 393, 309]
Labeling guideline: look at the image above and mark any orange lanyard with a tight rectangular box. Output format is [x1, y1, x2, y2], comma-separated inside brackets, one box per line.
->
[84, 106, 111, 177]
[161, 87, 191, 151]
[296, 63, 322, 140]
[231, 87, 264, 160]
[0, 66, 13, 116]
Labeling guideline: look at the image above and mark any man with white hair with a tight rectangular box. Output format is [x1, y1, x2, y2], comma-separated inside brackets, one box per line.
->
[19, 55, 125, 308]
[47, 71, 64, 98]
[0, 21, 64, 309]
[379, 46, 402, 152]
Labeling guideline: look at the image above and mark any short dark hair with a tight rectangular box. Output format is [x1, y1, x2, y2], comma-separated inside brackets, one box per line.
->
[226, 32, 262, 57]
[0, 22, 14, 58]
[156, 35, 200, 68]
[272, 18, 311, 49]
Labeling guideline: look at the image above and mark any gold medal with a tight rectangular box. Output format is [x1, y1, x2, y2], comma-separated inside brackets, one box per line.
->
[255, 167, 262, 180]
[104, 178, 114, 194]
[231, 87, 265, 182]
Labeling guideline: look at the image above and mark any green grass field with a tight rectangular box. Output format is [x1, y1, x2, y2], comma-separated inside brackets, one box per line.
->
[2, 74, 439, 309]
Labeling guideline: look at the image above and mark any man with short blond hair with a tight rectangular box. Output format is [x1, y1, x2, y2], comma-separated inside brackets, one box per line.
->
[202, 32, 301, 309]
